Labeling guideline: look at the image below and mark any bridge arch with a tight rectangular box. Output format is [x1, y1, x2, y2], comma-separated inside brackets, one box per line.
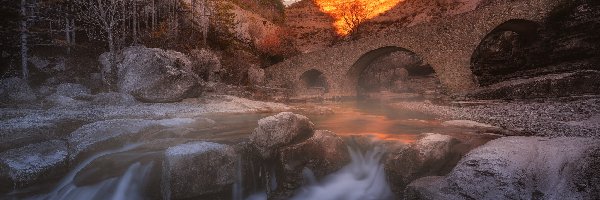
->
[297, 69, 329, 96]
[471, 19, 541, 86]
[347, 46, 440, 98]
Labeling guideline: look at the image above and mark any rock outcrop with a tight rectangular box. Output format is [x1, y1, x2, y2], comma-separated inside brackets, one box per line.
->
[100, 46, 202, 103]
[162, 141, 237, 199]
[470, 0, 600, 99]
[405, 137, 600, 200]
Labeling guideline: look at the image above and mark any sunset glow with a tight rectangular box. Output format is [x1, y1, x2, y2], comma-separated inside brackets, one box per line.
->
[314, 0, 404, 35]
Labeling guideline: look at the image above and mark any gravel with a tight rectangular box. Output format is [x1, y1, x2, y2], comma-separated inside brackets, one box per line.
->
[392, 98, 600, 138]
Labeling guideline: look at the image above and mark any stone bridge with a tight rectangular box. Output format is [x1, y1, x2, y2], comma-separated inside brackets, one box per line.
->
[265, 0, 565, 98]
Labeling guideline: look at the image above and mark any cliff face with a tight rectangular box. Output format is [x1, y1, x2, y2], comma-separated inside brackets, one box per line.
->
[284, 0, 337, 53]
[284, 0, 484, 53]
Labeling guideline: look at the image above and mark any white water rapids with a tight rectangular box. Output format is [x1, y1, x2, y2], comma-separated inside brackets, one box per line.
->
[244, 147, 395, 200]
[28, 144, 154, 200]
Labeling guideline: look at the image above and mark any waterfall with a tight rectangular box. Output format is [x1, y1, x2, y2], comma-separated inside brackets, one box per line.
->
[30, 144, 154, 200]
[291, 147, 394, 200]
[239, 147, 394, 200]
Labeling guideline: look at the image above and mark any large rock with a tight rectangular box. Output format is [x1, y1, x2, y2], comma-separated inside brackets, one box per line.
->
[406, 137, 600, 200]
[384, 133, 465, 197]
[100, 46, 202, 103]
[67, 118, 196, 163]
[274, 130, 350, 195]
[162, 141, 237, 199]
[0, 77, 36, 104]
[250, 112, 315, 159]
[0, 140, 68, 193]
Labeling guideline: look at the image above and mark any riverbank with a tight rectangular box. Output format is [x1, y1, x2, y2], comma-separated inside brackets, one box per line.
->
[392, 97, 600, 138]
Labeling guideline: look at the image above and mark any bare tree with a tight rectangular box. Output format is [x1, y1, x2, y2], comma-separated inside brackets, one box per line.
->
[19, 0, 38, 80]
[339, 0, 370, 37]
[74, 0, 130, 88]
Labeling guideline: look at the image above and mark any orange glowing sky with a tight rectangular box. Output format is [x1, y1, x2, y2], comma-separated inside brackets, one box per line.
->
[314, 0, 404, 35]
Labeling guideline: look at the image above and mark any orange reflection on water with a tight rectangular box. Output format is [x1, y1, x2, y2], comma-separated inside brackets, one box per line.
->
[305, 104, 442, 144]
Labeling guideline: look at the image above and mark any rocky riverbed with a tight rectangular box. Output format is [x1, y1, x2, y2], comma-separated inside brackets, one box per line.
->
[392, 97, 600, 138]
[1, 76, 599, 200]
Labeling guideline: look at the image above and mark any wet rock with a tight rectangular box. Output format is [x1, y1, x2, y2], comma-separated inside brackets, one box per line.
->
[275, 130, 351, 193]
[406, 137, 600, 200]
[0, 140, 68, 193]
[100, 46, 202, 103]
[91, 92, 137, 106]
[0, 77, 36, 104]
[54, 83, 91, 99]
[67, 118, 196, 163]
[384, 133, 465, 197]
[250, 112, 315, 159]
[162, 141, 237, 199]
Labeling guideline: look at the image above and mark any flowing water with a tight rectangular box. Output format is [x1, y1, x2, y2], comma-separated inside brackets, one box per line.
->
[291, 147, 394, 200]
[8, 100, 496, 200]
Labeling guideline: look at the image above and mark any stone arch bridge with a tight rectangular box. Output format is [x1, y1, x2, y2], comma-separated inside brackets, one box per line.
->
[265, 0, 565, 98]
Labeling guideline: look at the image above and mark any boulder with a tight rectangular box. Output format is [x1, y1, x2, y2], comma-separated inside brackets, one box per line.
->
[100, 46, 202, 103]
[275, 130, 350, 193]
[162, 141, 237, 199]
[406, 137, 600, 200]
[0, 77, 36, 104]
[67, 118, 196, 163]
[54, 83, 91, 99]
[0, 140, 68, 193]
[250, 112, 315, 159]
[384, 133, 464, 197]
